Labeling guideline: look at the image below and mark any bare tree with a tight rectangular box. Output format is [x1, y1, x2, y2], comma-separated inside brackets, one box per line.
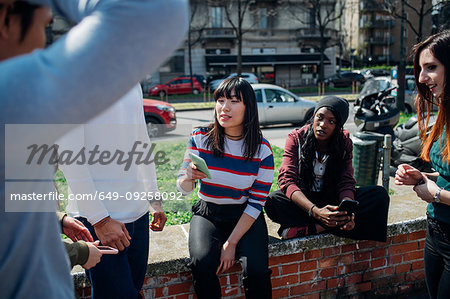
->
[208, 0, 279, 76]
[383, 0, 445, 43]
[188, 0, 209, 91]
[433, 0, 450, 33]
[285, 0, 344, 81]
[207, 0, 253, 76]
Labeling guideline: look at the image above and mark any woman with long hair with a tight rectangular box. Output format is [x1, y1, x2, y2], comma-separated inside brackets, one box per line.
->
[177, 77, 274, 298]
[265, 96, 389, 241]
[395, 30, 450, 298]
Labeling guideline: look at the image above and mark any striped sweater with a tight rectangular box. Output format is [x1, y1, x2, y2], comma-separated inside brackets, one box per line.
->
[177, 127, 274, 219]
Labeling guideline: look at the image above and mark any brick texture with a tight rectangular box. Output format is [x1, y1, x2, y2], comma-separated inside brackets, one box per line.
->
[75, 229, 427, 298]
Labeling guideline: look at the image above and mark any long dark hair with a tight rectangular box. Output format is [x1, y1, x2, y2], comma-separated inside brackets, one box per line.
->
[412, 30, 450, 162]
[299, 110, 346, 192]
[6, 1, 42, 42]
[205, 77, 262, 160]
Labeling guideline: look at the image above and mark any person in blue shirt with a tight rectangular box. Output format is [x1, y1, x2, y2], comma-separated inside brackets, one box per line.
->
[0, 1, 187, 298]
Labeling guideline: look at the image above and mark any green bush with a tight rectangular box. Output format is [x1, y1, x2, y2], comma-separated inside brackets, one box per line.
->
[55, 139, 284, 226]
[397, 112, 415, 127]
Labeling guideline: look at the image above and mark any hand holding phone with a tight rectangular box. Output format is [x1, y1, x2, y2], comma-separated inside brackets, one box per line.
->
[338, 199, 359, 215]
[97, 245, 119, 254]
[189, 153, 212, 179]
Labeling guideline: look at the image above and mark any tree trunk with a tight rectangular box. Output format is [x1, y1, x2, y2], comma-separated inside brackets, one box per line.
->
[237, 33, 242, 76]
[188, 28, 194, 92]
[236, 0, 242, 76]
[319, 33, 326, 82]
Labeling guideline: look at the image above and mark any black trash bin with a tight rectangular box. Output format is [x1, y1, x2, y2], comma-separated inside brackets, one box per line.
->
[352, 131, 386, 186]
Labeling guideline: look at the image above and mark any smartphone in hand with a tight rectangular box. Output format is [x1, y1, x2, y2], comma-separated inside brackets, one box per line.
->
[189, 153, 212, 179]
[338, 199, 359, 215]
[97, 245, 119, 254]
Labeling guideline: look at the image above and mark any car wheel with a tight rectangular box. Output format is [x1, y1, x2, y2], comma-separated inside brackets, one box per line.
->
[158, 90, 166, 97]
[193, 89, 200, 95]
[146, 118, 162, 138]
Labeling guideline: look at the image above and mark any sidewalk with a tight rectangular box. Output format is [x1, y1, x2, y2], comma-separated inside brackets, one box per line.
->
[384, 174, 427, 224]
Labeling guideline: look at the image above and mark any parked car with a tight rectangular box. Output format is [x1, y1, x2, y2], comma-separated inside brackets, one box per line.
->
[324, 72, 365, 88]
[184, 74, 206, 87]
[209, 73, 259, 91]
[143, 98, 176, 137]
[360, 69, 391, 79]
[148, 77, 203, 97]
[392, 75, 418, 113]
[206, 74, 225, 85]
[251, 84, 316, 126]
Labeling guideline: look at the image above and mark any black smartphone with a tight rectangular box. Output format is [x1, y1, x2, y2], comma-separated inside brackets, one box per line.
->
[338, 199, 359, 215]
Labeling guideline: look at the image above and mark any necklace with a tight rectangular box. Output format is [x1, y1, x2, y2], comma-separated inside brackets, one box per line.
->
[225, 132, 243, 140]
[315, 151, 329, 163]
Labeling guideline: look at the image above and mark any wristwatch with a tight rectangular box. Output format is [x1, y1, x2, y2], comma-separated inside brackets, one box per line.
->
[434, 187, 442, 203]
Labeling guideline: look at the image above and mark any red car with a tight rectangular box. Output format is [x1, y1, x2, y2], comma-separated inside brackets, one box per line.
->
[148, 77, 203, 97]
[143, 98, 176, 137]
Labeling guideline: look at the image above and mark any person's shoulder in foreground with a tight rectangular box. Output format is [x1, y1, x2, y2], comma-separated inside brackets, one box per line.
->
[1, 0, 188, 126]
[0, 1, 188, 298]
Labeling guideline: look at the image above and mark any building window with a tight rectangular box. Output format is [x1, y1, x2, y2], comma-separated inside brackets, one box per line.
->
[308, 8, 316, 28]
[258, 8, 268, 29]
[302, 65, 315, 74]
[211, 7, 223, 28]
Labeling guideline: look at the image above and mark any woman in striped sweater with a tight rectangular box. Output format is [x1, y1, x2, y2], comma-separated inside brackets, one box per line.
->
[177, 77, 274, 299]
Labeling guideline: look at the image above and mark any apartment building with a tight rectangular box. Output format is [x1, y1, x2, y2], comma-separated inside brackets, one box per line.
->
[48, 1, 341, 87]
[157, 0, 341, 87]
[346, 0, 433, 66]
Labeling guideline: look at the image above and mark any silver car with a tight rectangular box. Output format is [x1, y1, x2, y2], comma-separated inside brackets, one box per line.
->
[209, 73, 259, 91]
[251, 84, 316, 126]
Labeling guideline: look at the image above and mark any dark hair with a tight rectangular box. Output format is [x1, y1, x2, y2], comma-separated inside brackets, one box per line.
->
[6, 1, 41, 42]
[205, 77, 262, 160]
[412, 30, 450, 162]
[299, 108, 346, 192]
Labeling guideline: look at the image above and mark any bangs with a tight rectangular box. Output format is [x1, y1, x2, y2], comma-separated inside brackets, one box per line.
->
[214, 77, 243, 101]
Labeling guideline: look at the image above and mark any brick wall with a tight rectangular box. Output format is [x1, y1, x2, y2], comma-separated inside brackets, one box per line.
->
[74, 218, 427, 298]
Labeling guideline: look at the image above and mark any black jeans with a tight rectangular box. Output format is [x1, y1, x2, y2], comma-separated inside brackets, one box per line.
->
[425, 216, 450, 299]
[265, 185, 390, 242]
[188, 200, 272, 299]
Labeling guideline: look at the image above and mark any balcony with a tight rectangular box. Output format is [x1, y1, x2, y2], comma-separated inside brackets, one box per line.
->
[295, 27, 338, 43]
[360, 0, 384, 12]
[361, 19, 395, 29]
[202, 28, 235, 40]
[369, 36, 395, 45]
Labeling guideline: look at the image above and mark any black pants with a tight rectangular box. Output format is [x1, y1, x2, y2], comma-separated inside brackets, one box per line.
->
[425, 216, 450, 299]
[265, 186, 390, 242]
[188, 200, 272, 299]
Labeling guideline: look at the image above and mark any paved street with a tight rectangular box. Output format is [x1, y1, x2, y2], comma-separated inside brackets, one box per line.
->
[155, 104, 357, 149]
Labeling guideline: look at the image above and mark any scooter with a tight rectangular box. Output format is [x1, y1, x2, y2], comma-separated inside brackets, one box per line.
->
[354, 85, 435, 173]
[354, 86, 400, 137]
[391, 114, 436, 172]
